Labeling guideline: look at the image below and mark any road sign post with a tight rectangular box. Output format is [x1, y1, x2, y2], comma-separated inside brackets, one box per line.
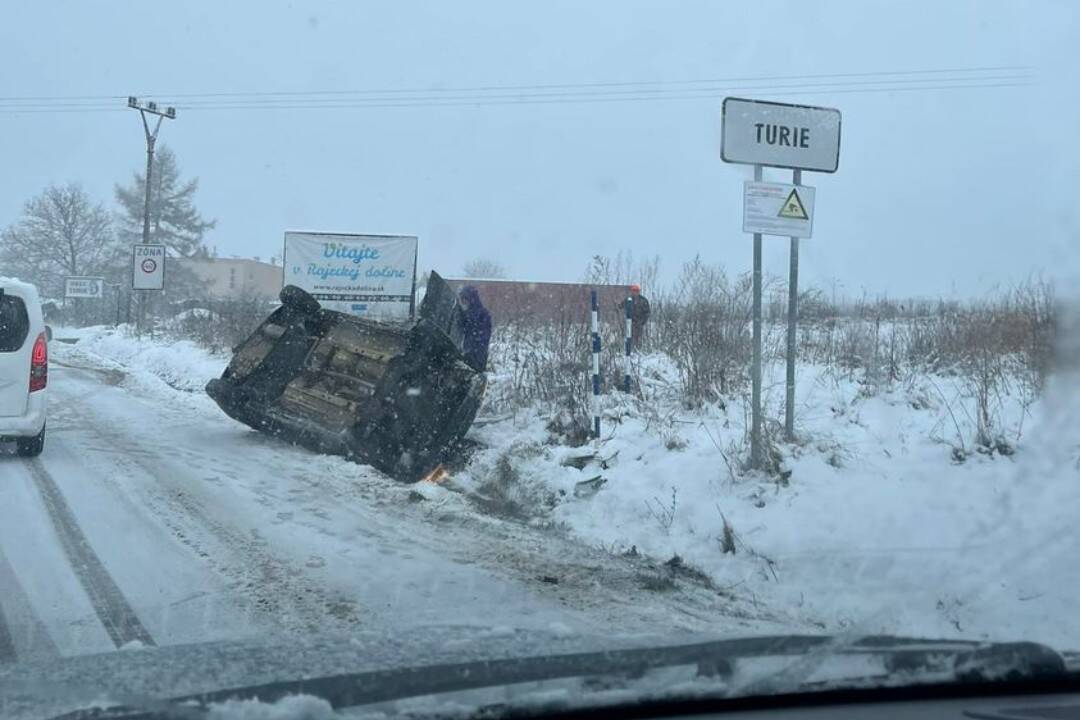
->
[132, 243, 166, 335]
[785, 169, 802, 441]
[722, 97, 840, 466]
[64, 276, 106, 326]
[751, 164, 764, 470]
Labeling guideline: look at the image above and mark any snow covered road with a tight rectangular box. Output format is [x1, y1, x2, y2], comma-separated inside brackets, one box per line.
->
[0, 347, 785, 665]
[4, 327, 1075, 671]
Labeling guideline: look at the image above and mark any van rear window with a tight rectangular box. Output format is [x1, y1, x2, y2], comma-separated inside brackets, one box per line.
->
[0, 293, 30, 352]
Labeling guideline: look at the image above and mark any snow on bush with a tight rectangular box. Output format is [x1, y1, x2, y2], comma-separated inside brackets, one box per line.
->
[465, 350, 1079, 641]
[59, 324, 226, 393]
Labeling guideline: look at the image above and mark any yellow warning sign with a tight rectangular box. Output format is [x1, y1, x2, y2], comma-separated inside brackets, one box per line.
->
[777, 189, 809, 220]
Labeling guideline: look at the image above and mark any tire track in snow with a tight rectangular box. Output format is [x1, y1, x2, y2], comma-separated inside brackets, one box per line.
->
[51, 351, 789, 638]
[0, 544, 59, 663]
[42, 378, 364, 636]
[0, 602, 14, 664]
[24, 459, 156, 649]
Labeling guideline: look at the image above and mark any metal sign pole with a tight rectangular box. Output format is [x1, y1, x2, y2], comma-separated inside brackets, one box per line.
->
[785, 168, 802, 441]
[751, 164, 763, 469]
[139, 291, 146, 337]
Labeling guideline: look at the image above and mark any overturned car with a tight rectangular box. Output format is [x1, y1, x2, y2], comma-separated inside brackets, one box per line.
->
[206, 272, 485, 481]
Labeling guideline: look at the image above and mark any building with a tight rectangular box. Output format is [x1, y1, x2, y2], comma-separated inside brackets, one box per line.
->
[173, 257, 283, 300]
[443, 277, 636, 327]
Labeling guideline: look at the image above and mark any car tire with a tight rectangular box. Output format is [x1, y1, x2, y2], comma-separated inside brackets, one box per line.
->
[279, 285, 321, 316]
[17, 424, 45, 457]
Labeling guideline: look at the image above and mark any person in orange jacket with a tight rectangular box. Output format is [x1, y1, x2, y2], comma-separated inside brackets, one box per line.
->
[625, 284, 651, 349]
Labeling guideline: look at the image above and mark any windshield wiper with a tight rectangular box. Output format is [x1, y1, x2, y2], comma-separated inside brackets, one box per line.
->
[50, 635, 1071, 720]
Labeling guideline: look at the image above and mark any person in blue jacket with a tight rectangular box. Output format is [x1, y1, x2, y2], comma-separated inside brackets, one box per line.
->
[459, 285, 492, 371]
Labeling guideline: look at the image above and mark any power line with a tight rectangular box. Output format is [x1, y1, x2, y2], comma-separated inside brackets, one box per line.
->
[0, 77, 1032, 112]
[0, 107, 127, 114]
[149, 74, 1030, 109]
[0, 65, 1030, 106]
[0, 94, 129, 104]
[177, 81, 1034, 110]
[144, 65, 1033, 100]
[0, 78, 1034, 115]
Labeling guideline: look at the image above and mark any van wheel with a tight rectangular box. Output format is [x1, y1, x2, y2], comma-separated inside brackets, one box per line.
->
[17, 424, 45, 457]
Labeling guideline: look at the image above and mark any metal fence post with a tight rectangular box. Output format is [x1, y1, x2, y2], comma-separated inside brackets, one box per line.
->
[590, 289, 601, 441]
[623, 294, 633, 393]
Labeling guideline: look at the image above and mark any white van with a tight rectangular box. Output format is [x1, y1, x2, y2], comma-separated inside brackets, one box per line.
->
[0, 277, 48, 456]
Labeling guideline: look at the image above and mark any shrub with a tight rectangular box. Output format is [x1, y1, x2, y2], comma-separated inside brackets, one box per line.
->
[651, 256, 753, 404]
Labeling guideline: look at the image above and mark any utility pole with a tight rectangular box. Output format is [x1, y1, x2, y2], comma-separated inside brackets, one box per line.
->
[127, 97, 175, 332]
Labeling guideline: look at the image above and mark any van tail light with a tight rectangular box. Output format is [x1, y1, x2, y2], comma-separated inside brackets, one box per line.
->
[29, 332, 47, 392]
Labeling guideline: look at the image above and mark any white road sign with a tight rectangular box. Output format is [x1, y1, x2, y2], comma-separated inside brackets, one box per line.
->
[283, 231, 418, 320]
[743, 181, 816, 238]
[132, 244, 166, 290]
[64, 276, 105, 299]
[722, 97, 841, 173]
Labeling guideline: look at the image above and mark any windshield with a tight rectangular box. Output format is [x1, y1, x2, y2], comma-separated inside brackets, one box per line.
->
[1, 2, 1078, 718]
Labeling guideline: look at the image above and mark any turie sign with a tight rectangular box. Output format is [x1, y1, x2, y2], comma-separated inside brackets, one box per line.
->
[64, 276, 106, 299]
[721, 96, 843, 469]
[722, 97, 841, 173]
[132, 244, 166, 290]
[743, 181, 816, 238]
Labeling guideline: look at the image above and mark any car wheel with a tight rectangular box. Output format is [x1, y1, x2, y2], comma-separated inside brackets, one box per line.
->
[17, 424, 45, 457]
[279, 285, 321, 316]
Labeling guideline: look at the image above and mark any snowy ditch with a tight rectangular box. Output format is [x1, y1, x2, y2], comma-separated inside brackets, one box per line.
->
[54, 323, 1080, 649]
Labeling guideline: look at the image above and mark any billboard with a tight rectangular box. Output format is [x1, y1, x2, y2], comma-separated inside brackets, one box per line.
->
[283, 232, 418, 320]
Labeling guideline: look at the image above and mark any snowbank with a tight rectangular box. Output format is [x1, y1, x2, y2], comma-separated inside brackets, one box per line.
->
[54, 325, 226, 394]
[461, 355, 1080, 647]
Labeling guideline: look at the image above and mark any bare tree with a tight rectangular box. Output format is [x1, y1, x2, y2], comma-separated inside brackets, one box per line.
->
[115, 145, 216, 257]
[0, 183, 120, 296]
[659, 256, 753, 402]
[637, 255, 661, 297]
[463, 258, 507, 279]
[584, 252, 660, 294]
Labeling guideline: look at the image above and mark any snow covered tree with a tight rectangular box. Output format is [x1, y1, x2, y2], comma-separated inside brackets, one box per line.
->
[0, 183, 121, 297]
[114, 145, 215, 257]
[462, 258, 506, 279]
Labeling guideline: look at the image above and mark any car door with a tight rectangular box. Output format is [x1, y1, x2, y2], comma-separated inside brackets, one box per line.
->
[0, 290, 31, 417]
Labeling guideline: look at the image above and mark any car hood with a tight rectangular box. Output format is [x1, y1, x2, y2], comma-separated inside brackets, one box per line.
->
[0, 625, 685, 720]
[2, 628, 1076, 720]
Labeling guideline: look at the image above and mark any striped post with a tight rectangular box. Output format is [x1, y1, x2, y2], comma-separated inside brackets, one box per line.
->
[590, 289, 601, 440]
[623, 295, 633, 392]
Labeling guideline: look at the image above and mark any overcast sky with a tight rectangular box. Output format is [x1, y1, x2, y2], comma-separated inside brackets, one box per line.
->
[1, 0, 1076, 299]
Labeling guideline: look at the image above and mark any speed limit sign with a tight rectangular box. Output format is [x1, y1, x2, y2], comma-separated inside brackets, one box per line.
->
[132, 244, 166, 290]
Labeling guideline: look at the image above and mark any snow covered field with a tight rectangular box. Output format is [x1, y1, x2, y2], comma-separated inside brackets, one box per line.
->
[2, 322, 1077, 668]
[467, 358, 1080, 647]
